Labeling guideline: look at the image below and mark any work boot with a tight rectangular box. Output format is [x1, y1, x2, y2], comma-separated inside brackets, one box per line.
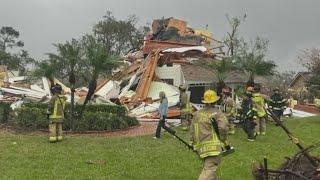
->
[181, 126, 188, 131]
[169, 129, 176, 135]
[222, 145, 235, 156]
[57, 136, 63, 141]
[49, 137, 58, 143]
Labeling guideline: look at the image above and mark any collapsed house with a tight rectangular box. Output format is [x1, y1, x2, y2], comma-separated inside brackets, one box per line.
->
[93, 17, 225, 119]
[0, 17, 316, 120]
[0, 17, 224, 119]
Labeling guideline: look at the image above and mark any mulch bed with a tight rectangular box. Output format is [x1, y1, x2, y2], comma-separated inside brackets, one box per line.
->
[295, 104, 320, 115]
[0, 121, 158, 138]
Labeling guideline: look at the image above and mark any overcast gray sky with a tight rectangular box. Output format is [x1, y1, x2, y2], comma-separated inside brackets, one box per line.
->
[1, 0, 319, 71]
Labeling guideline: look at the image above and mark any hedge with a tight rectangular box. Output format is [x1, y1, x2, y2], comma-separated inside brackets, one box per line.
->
[0, 103, 11, 124]
[1, 102, 138, 131]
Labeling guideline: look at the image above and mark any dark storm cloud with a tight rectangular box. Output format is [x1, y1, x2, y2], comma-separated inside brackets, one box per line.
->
[1, 0, 319, 71]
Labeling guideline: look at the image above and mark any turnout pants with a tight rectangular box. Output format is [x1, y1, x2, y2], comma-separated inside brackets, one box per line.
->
[272, 110, 283, 120]
[227, 117, 235, 134]
[254, 117, 266, 134]
[198, 156, 221, 180]
[49, 120, 63, 142]
[181, 112, 192, 130]
[242, 119, 256, 139]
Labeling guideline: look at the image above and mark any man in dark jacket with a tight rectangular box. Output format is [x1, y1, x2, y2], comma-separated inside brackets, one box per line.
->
[269, 87, 286, 121]
[241, 87, 256, 141]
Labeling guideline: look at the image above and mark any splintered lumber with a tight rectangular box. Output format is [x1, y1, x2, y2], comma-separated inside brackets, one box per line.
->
[132, 50, 160, 103]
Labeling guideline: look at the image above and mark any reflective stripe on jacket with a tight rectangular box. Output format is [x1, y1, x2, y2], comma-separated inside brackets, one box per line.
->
[252, 93, 266, 117]
[190, 107, 225, 158]
[269, 94, 286, 110]
[48, 95, 66, 120]
[180, 92, 192, 114]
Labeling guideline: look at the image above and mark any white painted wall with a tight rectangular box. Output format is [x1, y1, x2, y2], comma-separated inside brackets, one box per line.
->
[155, 64, 184, 87]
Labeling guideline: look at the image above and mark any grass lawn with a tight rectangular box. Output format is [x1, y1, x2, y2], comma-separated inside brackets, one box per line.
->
[0, 116, 319, 180]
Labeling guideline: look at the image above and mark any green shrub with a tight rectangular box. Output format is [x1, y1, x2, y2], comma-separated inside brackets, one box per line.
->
[24, 103, 127, 116]
[0, 103, 11, 124]
[13, 103, 138, 131]
[15, 107, 48, 130]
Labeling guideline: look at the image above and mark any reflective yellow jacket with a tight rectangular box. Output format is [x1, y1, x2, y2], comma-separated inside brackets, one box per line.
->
[190, 107, 226, 158]
[180, 92, 192, 114]
[252, 93, 266, 117]
[48, 95, 66, 122]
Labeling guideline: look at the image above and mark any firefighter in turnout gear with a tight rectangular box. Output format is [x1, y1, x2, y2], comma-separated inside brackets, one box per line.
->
[47, 84, 67, 143]
[221, 88, 236, 134]
[252, 85, 267, 136]
[269, 87, 287, 121]
[179, 85, 192, 131]
[241, 86, 256, 141]
[190, 90, 232, 180]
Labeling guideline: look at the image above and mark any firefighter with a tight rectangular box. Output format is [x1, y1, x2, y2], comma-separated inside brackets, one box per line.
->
[190, 90, 231, 180]
[179, 85, 192, 131]
[241, 86, 256, 141]
[252, 85, 267, 136]
[269, 87, 287, 121]
[221, 87, 236, 134]
[47, 84, 67, 143]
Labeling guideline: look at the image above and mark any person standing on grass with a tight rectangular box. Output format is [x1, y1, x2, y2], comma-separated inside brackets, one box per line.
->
[190, 90, 231, 180]
[241, 87, 256, 141]
[179, 85, 192, 131]
[154, 91, 176, 139]
[47, 84, 67, 143]
[221, 87, 236, 134]
[252, 85, 267, 136]
[268, 87, 287, 121]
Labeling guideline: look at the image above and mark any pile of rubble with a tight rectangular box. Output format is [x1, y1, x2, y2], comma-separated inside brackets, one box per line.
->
[95, 17, 225, 119]
[0, 17, 225, 119]
[0, 69, 96, 109]
[252, 146, 320, 180]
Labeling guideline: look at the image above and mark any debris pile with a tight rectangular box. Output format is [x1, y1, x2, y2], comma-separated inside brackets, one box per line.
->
[94, 17, 224, 119]
[0, 17, 225, 119]
[252, 148, 320, 180]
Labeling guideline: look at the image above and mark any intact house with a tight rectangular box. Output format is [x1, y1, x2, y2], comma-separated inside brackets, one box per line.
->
[288, 72, 312, 102]
[288, 72, 311, 93]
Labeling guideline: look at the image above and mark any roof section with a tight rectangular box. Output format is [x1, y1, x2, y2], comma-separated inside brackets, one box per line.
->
[224, 70, 267, 85]
[181, 64, 217, 83]
[289, 71, 312, 87]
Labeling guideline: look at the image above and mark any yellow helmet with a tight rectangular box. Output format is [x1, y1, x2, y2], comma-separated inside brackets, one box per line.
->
[202, 90, 220, 104]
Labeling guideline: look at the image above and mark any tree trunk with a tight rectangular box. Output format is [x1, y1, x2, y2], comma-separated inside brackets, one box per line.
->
[247, 74, 255, 87]
[49, 77, 55, 91]
[70, 85, 75, 130]
[217, 79, 226, 96]
[69, 72, 76, 131]
[79, 78, 97, 118]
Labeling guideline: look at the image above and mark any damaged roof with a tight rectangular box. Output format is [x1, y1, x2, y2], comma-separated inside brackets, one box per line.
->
[181, 64, 217, 83]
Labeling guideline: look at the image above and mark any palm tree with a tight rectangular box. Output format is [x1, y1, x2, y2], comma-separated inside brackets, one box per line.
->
[79, 35, 119, 117]
[33, 60, 57, 86]
[236, 37, 276, 87]
[197, 58, 236, 94]
[47, 39, 83, 130]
